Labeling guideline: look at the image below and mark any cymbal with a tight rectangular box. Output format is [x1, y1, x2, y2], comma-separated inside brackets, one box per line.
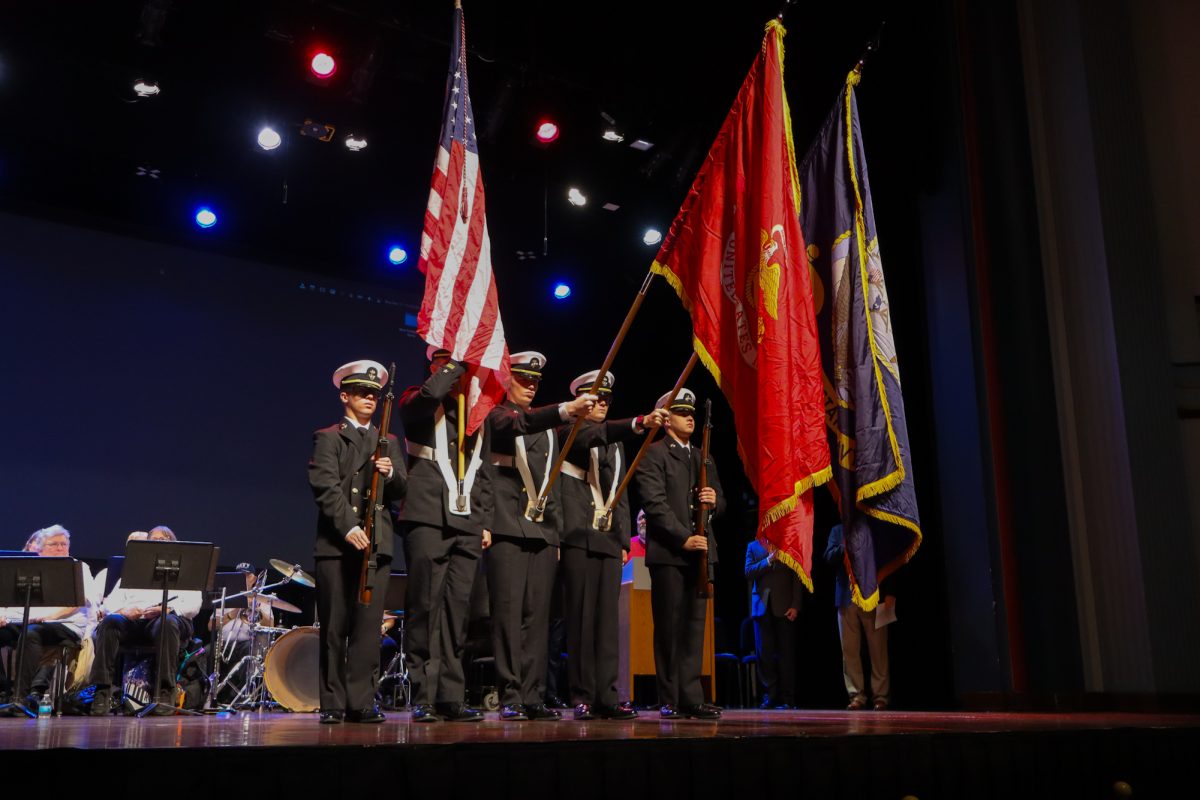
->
[269, 558, 316, 588]
[256, 593, 302, 614]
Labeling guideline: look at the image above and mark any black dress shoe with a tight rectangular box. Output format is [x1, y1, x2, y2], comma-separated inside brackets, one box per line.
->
[596, 701, 638, 720]
[410, 704, 440, 723]
[320, 709, 345, 724]
[499, 704, 529, 721]
[435, 702, 484, 722]
[347, 705, 386, 723]
[758, 696, 774, 710]
[89, 687, 112, 717]
[573, 703, 595, 721]
[659, 704, 681, 720]
[544, 693, 569, 709]
[682, 703, 722, 720]
[526, 703, 561, 721]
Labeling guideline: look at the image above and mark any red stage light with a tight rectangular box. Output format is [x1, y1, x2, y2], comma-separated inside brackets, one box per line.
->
[535, 120, 559, 143]
[310, 52, 337, 78]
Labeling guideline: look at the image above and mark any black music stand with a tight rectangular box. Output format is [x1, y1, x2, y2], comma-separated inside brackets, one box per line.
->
[121, 540, 218, 717]
[0, 556, 85, 717]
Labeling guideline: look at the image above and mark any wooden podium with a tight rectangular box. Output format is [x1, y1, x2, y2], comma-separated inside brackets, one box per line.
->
[616, 556, 716, 703]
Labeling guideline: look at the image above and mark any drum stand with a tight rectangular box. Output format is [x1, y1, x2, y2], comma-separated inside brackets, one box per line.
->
[379, 616, 410, 709]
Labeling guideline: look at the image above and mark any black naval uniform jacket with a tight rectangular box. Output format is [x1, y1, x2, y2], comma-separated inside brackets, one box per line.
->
[397, 361, 493, 534]
[485, 400, 566, 543]
[310, 420, 407, 559]
[634, 436, 725, 567]
[559, 418, 645, 557]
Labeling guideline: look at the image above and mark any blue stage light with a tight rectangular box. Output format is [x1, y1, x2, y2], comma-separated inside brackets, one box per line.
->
[553, 283, 572, 300]
[388, 246, 408, 265]
[195, 207, 217, 228]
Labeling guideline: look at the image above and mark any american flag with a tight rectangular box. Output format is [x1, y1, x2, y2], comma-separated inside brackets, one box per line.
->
[416, 3, 509, 434]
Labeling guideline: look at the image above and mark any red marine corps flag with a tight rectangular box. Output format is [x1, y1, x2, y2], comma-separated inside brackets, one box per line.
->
[651, 20, 831, 587]
[416, 1, 509, 434]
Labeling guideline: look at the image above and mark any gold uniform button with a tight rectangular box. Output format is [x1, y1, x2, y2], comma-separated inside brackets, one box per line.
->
[352, 506, 359, 513]
[352, 488, 359, 494]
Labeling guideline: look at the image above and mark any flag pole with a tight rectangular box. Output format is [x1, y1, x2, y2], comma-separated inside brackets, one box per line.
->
[598, 351, 699, 529]
[456, 391, 467, 510]
[530, 270, 657, 519]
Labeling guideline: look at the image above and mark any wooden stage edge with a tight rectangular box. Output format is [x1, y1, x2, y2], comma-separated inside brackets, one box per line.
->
[6, 709, 1199, 799]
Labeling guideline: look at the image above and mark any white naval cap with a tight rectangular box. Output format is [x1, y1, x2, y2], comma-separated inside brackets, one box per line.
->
[332, 360, 388, 391]
[510, 351, 547, 379]
[656, 387, 697, 412]
[570, 369, 615, 396]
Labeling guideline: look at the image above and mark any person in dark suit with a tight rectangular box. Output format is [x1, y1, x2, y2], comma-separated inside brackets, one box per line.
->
[398, 347, 493, 722]
[484, 351, 596, 721]
[745, 537, 803, 709]
[309, 360, 405, 724]
[558, 369, 667, 720]
[633, 387, 725, 720]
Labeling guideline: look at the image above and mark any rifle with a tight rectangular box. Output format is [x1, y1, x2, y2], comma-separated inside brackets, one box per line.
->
[695, 399, 714, 599]
[358, 362, 396, 606]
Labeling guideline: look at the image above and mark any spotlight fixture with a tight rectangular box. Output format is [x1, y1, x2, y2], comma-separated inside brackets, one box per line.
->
[629, 139, 655, 151]
[643, 228, 663, 246]
[344, 135, 368, 152]
[299, 119, 336, 142]
[602, 203, 620, 212]
[602, 129, 624, 143]
[257, 127, 282, 151]
[133, 79, 160, 97]
[134, 165, 161, 179]
[310, 52, 337, 78]
[553, 283, 572, 300]
[567, 187, 587, 207]
[194, 207, 217, 228]
[388, 246, 408, 265]
[535, 121, 559, 143]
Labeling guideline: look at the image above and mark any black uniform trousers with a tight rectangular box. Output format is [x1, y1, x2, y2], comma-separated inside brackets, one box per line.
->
[648, 562, 708, 708]
[754, 613, 798, 705]
[486, 536, 557, 706]
[561, 548, 622, 706]
[402, 523, 481, 705]
[314, 554, 391, 712]
[0, 622, 79, 696]
[91, 614, 192, 691]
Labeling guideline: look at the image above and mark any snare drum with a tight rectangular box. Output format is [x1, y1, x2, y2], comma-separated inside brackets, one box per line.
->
[262, 626, 320, 712]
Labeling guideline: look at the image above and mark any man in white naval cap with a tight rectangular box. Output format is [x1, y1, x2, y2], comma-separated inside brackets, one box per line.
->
[308, 359, 406, 723]
[557, 369, 668, 720]
[397, 346, 494, 722]
[633, 387, 725, 719]
[483, 351, 598, 721]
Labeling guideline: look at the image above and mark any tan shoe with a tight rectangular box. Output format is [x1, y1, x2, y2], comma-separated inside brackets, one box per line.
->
[846, 695, 868, 711]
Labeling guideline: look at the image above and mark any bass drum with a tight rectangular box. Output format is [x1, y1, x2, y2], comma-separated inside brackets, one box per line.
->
[263, 626, 320, 712]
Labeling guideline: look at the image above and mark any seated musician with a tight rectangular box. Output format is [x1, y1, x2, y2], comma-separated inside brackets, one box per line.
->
[87, 525, 203, 715]
[0, 525, 94, 710]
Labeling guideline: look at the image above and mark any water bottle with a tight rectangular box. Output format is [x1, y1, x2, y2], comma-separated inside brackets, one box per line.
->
[37, 694, 52, 719]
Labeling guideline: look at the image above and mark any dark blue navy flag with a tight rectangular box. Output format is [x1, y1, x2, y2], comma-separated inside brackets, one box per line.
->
[798, 69, 922, 610]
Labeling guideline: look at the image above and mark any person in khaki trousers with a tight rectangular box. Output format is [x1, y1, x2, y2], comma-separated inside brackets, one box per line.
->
[824, 523, 890, 711]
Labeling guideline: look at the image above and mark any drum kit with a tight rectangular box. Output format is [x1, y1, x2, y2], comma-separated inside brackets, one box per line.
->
[207, 559, 409, 713]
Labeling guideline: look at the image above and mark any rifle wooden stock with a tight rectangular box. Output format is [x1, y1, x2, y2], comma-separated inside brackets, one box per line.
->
[695, 398, 714, 599]
[358, 362, 396, 607]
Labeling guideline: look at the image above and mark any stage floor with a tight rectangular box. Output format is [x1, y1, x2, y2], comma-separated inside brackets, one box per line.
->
[8, 708, 1199, 799]
[2, 707, 1197, 750]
